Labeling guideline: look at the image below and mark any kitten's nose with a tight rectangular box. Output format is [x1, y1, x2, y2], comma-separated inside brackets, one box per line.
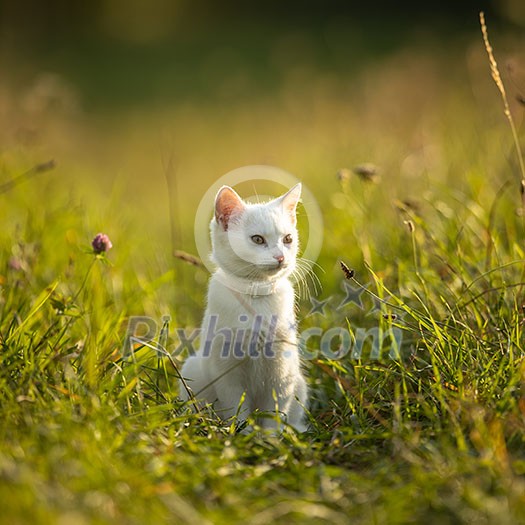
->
[274, 255, 285, 265]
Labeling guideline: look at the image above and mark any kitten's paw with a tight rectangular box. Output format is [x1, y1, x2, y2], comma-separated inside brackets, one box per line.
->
[288, 420, 308, 433]
[238, 424, 254, 435]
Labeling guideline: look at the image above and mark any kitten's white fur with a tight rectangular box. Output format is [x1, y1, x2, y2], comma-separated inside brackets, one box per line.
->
[179, 183, 308, 432]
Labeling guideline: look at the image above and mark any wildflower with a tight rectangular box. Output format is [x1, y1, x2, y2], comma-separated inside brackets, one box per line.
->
[8, 256, 23, 271]
[92, 233, 112, 254]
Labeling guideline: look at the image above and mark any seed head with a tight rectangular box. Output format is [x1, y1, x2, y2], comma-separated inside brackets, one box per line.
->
[340, 261, 354, 280]
[353, 163, 380, 182]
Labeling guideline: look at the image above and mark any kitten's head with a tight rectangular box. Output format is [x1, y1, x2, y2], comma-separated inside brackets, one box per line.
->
[210, 184, 301, 281]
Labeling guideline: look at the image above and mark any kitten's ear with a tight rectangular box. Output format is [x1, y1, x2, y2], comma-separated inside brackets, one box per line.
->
[277, 183, 302, 224]
[215, 186, 245, 231]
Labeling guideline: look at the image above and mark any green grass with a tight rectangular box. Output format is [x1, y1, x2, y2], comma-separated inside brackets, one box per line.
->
[1, 26, 525, 524]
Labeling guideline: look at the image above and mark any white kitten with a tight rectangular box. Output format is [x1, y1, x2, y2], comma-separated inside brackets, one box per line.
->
[179, 183, 308, 432]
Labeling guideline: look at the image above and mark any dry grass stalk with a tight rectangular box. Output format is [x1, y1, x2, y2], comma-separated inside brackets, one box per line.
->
[173, 250, 204, 268]
[480, 12, 525, 196]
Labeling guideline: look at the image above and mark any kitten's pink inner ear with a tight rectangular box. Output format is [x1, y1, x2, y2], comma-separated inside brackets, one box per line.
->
[215, 186, 245, 231]
[280, 183, 302, 224]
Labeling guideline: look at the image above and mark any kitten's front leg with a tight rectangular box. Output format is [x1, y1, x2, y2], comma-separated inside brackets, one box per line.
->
[211, 375, 252, 424]
[257, 394, 305, 433]
[257, 363, 308, 433]
[179, 355, 215, 406]
[287, 374, 308, 433]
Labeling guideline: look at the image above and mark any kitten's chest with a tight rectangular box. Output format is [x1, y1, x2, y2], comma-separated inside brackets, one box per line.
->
[225, 298, 296, 359]
[205, 276, 297, 358]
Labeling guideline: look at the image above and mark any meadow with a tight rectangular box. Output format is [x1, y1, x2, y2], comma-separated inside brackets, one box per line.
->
[1, 10, 525, 524]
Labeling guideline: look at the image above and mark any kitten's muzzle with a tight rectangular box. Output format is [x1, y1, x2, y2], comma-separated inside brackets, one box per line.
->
[258, 261, 288, 274]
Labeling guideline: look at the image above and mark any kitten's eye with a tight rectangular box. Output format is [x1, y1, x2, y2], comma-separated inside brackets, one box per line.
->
[283, 234, 293, 244]
[251, 235, 266, 245]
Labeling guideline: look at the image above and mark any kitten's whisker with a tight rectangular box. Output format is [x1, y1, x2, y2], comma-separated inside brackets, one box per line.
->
[292, 267, 309, 300]
[298, 266, 312, 299]
[294, 258, 322, 297]
[293, 263, 308, 292]
[291, 269, 306, 300]
[298, 257, 325, 274]
[291, 264, 314, 300]
[300, 261, 323, 291]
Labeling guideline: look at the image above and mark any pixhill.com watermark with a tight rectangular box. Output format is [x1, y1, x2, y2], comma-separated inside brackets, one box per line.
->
[121, 310, 404, 362]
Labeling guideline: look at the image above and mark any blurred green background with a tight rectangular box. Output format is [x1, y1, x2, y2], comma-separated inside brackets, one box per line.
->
[1, 1, 521, 191]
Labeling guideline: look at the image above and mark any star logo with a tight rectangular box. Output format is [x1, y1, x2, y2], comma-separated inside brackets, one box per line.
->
[306, 296, 332, 318]
[338, 281, 365, 310]
[366, 294, 390, 316]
